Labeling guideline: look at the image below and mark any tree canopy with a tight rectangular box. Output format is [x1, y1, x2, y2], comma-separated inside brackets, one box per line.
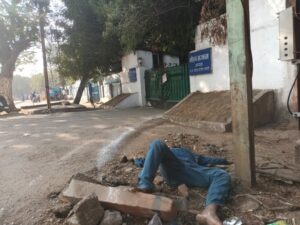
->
[0, 0, 49, 109]
[52, 0, 204, 103]
[92, 0, 201, 62]
[0, 0, 39, 75]
[53, 0, 122, 103]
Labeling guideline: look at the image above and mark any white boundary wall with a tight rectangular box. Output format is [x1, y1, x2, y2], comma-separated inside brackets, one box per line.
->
[121, 50, 179, 106]
[191, 0, 297, 117]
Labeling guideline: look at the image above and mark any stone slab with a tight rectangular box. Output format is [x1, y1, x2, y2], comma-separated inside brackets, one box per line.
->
[61, 179, 177, 221]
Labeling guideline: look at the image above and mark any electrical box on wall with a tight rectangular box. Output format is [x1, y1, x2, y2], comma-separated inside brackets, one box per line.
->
[279, 7, 295, 61]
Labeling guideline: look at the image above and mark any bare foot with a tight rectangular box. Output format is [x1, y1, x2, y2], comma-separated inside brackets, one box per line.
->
[195, 205, 222, 225]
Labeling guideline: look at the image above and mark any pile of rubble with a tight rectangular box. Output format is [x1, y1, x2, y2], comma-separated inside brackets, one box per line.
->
[49, 161, 203, 225]
[46, 133, 300, 225]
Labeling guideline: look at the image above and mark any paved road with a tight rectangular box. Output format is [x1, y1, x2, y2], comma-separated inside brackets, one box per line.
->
[0, 108, 163, 225]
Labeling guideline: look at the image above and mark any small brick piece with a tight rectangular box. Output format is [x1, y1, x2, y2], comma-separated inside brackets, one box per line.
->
[61, 179, 177, 221]
[154, 176, 164, 186]
[120, 156, 128, 163]
[178, 184, 189, 198]
[53, 204, 72, 218]
[100, 210, 122, 225]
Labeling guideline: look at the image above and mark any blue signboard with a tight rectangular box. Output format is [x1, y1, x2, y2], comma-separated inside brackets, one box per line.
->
[128, 68, 137, 82]
[91, 83, 100, 101]
[188, 48, 212, 76]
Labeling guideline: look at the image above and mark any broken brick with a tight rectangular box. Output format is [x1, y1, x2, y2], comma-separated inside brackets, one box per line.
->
[120, 156, 128, 163]
[154, 176, 164, 186]
[100, 210, 122, 225]
[178, 184, 189, 198]
[61, 179, 177, 221]
[174, 197, 188, 212]
[52, 204, 72, 218]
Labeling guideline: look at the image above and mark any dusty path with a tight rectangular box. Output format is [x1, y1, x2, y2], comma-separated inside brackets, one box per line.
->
[0, 107, 164, 225]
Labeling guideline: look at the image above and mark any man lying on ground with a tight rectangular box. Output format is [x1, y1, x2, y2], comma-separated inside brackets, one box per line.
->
[136, 140, 231, 225]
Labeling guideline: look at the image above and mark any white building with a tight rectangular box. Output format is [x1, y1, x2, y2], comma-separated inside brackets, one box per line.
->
[190, 0, 298, 119]
[102, 50, 180, 107]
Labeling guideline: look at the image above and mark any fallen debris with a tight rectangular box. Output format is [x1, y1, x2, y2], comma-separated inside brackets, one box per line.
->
[61, 179, 177, 221]
[100, 210, 122, 225]
[52, 204, 72, 218]
[67, 193, 104, 225]
[124, 167, 133, 173]
[223, 217, 242, 225]
[154, 176, 164, 186]
[178, 184, 189, 198]
[232, 195, 260, 212]
[174, 197, 188, 212]
[232, 194, 300, 212]
[49, 130, 300, 225]
[120, 156, 128, 163]
[267, 220, 289, 225]
[256, 168, 300, 183]
[47, 191, 60, 199]
[148, 213, 163, 225]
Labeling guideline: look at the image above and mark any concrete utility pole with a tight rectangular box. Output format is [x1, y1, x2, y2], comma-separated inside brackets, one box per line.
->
[226, 0, 256, 186]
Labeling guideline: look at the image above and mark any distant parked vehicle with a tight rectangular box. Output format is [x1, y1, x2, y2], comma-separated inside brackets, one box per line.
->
[0, 95, 9, 113]
[49, 87, 63, 101]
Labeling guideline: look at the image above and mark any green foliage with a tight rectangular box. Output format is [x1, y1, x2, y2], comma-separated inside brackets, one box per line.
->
[15, 49, 37, 68]
[54, 0, 122, 82]
[92, 0, 201, 62]
[0, 0, 39, 70]
[12, 75, 31, 99]
[30, 73, 45, 92]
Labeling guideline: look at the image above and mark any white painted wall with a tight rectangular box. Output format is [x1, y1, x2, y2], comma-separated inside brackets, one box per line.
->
[122, 50, 153, 71]
[120, 66, 147, 107]
[120, 69, 140, 95]
[163, 55, 180, 67]
[117, 93, 140, 109]
[120, 50, 180, 107]
[192, 0, 297, 116]
[69, 80, 89, 102]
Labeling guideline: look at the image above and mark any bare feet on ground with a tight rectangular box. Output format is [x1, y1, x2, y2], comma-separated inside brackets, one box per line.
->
[195, 204, 222, 225]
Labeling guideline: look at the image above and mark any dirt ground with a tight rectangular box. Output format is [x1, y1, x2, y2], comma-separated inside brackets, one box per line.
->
[0, 107, 164, 225]
[1, 107, 300, 225]
[46, 118, 300, 225]
[164, 90, 260, 123]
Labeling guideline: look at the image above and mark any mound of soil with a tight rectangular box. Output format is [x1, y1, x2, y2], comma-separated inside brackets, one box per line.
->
[164, 90, 261, 124]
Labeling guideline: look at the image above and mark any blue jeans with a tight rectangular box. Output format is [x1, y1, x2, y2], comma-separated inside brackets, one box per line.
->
[138, 140, 231, 206]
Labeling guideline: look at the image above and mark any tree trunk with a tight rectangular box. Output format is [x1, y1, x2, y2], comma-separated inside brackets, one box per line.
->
[73, 77, 88, 104]
[0, 75, 16, 111]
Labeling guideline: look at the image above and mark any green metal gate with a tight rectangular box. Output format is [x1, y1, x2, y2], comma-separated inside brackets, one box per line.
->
[145, 65, 190, 104]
